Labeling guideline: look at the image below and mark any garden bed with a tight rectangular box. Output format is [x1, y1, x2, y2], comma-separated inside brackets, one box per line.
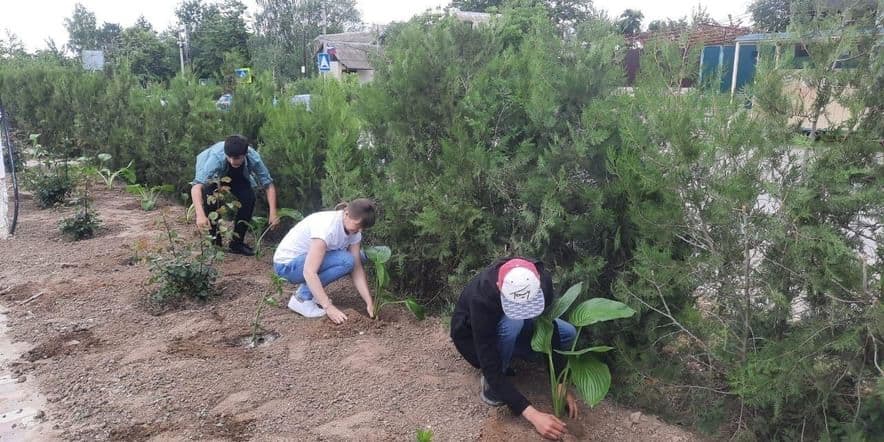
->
[0, 185, 702, 441]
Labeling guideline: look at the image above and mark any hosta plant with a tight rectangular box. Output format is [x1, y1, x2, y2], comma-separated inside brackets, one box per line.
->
[126, 183, 175, 211]
[531, 282, 636, 417]
[95, 153, 135, 189]
[364, 245, 424, 320]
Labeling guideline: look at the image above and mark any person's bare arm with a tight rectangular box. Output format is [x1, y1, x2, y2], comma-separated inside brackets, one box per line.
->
[349, 243, 374, 318]
[191, 184, 208, 230]
[265, 183, 279, 228]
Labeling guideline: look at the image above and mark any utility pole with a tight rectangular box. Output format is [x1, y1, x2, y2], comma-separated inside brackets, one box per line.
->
[177, 23, 189, 73]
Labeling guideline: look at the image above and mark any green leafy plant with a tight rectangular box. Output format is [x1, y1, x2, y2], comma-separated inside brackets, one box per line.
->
[148, 210, 221, 304]
[531, 282, 636, 417]
[415, 428, 434, 442]
[251, 273, 284, 347]
[126, 183, 175, 211]
[364, 245, 424, 320]
[95, 153, 135, 189]
[238, 208, 302, 257]
[58, 162, 100, 240]
[23, 134, 72, 208]
[59, 207, 101, 240]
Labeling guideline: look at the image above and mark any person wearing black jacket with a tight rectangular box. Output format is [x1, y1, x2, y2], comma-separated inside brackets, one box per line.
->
[450, 257, 579, 440]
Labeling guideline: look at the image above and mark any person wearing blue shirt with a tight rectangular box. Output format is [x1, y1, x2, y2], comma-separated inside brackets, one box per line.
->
[190, 135, 279, 256]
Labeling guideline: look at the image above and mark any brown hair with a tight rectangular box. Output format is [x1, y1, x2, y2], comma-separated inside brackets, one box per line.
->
[335, 198, 377, 229]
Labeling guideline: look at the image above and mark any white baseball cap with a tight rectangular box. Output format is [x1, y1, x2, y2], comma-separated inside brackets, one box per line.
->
[497, 259, 545, 320]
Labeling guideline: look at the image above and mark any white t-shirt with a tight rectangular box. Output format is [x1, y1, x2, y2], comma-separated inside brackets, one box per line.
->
[273, 210, 362, 263]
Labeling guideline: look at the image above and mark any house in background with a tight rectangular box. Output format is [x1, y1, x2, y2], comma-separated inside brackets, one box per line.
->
[314, 9, 493, 83]
[624, 24, 753, 87]
[314, 30, 383, 83]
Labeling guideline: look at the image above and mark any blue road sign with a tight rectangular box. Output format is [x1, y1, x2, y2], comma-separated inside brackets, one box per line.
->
[317, 53, 331, 73]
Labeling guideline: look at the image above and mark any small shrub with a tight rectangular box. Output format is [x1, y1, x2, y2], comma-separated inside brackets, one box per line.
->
[28, 172, 73, 208]
[149, 210, 221, 304]
[22, 133, 72, 208]
[58, 163, 100, 240]
[59, 207, 101, 240]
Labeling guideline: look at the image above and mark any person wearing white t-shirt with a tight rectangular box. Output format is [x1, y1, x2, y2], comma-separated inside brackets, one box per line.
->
[273, 199, 377, 324]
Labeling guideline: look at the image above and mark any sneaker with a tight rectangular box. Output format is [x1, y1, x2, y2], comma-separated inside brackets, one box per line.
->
[228, 242, 255, 256]
[480, 375, 505, 407]
[287, 295, 326, 318]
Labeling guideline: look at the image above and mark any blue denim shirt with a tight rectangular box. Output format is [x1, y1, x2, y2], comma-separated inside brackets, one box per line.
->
[192, 141, 273, 189]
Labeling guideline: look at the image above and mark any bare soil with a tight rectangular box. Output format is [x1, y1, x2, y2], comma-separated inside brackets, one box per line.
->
[0, 185, 705, 441]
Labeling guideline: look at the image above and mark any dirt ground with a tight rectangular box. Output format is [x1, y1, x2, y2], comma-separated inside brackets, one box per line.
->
[0, 185, 705, 441]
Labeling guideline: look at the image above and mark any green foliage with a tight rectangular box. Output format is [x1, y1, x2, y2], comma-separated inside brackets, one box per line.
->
[531, 282, 636, 416]
[605, 10, 882, 439]
[176, 0, 251, 80]
[59, 162, 101, 240]
[353, 7, 624, 299]
[95, 154, 135, 188]
[126, 183, 175, 211]
[27, 172, 73, 208]
[364, 245, 425, 320]
[21, 134, 73, 208]
[415, 428, 434, 442]
[251, 273, 284, 347]
[747, 0, 791, 32]
[252, 0, 363, 81]
[260, 78, 364, 211]
[149, 211, 220, 304]
[59, 208, 101, 240]
[239, 207, 303, 257]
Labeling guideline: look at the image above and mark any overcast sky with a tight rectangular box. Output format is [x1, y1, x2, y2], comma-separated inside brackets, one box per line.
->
[1, 0, 753, 52]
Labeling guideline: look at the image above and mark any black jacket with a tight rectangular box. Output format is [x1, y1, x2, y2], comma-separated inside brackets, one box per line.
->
[450, 257, 563, 415]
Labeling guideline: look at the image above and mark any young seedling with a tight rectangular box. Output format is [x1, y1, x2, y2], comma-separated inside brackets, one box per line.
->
[238, 208, 302, 257]
[530, 282, 636, 417]
[58, 163, 100, 240]
[180, 192, 197, 223]
[95, 153, 135, 189]
[126, 183, 175, 211]
[364, 245, 425, 320]
[415, 428, 434, 442]
[251, 273, 284, 347]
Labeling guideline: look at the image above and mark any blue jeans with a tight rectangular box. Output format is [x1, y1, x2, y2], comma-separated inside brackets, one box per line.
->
[273, 250, 365, 301]
[497, 317, 577, 372]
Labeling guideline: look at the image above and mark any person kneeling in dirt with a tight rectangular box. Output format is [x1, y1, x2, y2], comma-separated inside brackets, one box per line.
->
[450, 258, 579, 440]
[190, 135, 279, 256]
[272, 199, 377, 324]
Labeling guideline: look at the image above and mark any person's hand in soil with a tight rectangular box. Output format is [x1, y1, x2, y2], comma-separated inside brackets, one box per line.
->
[195, 213, 210, 231]
[523, 405, 567, 440]
[365, 300, 375, 319]
[268, 210, 280, 230]
[325, 305, 348, 324]
[565, 390, 579, 419]
[557, 384, 580, 419]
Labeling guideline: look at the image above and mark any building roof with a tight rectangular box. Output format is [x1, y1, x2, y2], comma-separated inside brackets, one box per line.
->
[628, 24, 753, 47]
[314, 31, 383, 71]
